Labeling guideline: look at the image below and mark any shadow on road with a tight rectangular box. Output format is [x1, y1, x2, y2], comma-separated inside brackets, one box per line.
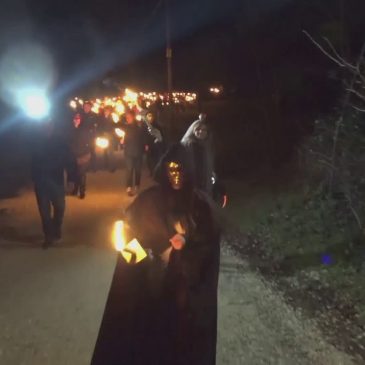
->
[0, 224, 42, 248]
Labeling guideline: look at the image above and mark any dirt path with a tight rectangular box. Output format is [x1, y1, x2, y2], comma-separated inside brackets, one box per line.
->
[0, 171, 355, 364]
[217, 251, 354, 364]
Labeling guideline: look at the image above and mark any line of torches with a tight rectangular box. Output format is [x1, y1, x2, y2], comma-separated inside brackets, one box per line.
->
[73, 88, 197, 150]
[70, 88, 198, 122]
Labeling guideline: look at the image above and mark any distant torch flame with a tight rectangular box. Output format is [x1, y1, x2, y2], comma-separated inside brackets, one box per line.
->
[95, 137, 109, 149]
[115, 128, 125, 138]
[115, 103, 125, 115]
[112, 113, 119, 123]
[113, 220, 148, 264]
[91, 103, 100, 114]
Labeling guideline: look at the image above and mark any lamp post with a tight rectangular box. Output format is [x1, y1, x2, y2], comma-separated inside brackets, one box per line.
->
[165, 0, 173, 96]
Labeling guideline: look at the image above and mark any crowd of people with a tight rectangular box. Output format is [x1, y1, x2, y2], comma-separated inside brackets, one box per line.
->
[30, 103, 224, 364]
[69, 101, 165, 198]
[31, 103, 220, 246]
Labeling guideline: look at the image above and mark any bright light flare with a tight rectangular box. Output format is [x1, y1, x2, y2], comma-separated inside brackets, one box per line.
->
[95, 137, 109, 149]
[20, 90, 50, 119]
[70, 100, 77, 109]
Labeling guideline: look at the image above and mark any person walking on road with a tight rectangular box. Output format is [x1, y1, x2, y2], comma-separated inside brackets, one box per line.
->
[70, 116, 94, 199]
[181, 113, 215, 195]
[80, 101, 98, 171]
[123, 109, 148, 196]
[31, 119, 75, 248]
[144, 111, 165, 176]
[98, 106, 116, 172]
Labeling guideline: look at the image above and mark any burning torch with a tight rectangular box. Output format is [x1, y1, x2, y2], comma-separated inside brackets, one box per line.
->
[112, 220, 148, 264]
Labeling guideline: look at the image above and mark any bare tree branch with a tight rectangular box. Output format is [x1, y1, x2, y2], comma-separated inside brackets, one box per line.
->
[351, 104, 365, 113]
[304, 30, 365, 84]
[346, 87, 365, 102]
[322, 36, 357, 70]
[303, 30, 346, 68]
[345, 192, 363, 230]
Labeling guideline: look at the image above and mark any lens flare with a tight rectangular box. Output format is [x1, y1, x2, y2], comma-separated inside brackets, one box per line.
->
[20, 89, 50, 119]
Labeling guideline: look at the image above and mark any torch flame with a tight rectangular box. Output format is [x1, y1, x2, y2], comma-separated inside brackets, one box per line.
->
[95, 137, 109, 149]
[112, 220, 147, 264]
[123, 88, 138, 105]
[112, 113, 119, 123]
[115, 102, 125, 115]
[115, 128, 125, 138]
[113, 220, 126, 251]
[91, 103, 100, 114]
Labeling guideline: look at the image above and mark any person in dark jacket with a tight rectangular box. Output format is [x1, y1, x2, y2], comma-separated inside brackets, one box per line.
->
[70, 118, 94, 199]
[91, 144, 221, 365]
[123, 109, 148, 196]
[31, 119, 75, 248]
[98, 106, 116, 172]
[144, 111, 165, 176]
[181, 116, 215, 195]
[80, 101, 98, 171]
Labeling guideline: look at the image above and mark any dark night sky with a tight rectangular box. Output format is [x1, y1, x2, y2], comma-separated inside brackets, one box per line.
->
[0, 0, 294, 93]
[0, 0, 364, 98]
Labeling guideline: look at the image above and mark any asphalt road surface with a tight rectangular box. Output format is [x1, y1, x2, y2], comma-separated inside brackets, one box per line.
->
[0, 168, 355, 365]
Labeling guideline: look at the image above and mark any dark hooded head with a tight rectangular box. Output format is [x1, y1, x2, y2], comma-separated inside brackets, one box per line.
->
[154, 144, 193, 191]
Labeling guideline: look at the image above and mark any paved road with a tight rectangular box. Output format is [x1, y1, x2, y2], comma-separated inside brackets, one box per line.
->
[0, 170, 355, 364]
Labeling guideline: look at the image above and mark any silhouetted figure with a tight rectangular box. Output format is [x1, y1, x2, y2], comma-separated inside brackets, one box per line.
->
[123, 110, 148, 196]
[98, 106, 116, 172]
[80, 101, 98, 171]
[144, 111, 165, 175]
[91, 144, 221, 365]
[70, 118, 93, 199]
[31, 119, 75, 248]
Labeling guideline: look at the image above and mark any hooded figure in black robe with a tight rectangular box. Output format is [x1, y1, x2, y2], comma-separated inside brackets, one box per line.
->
[92, 144, 221, 365]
